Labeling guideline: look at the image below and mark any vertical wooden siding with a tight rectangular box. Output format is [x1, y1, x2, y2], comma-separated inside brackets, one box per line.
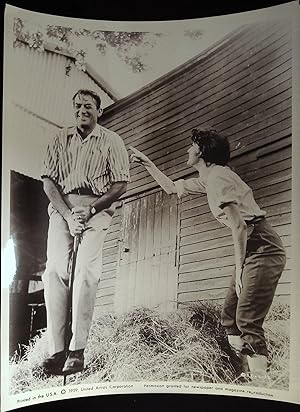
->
[97, 20, 292, 310]
[101, 21, 291, 197]
[93, 205, 123, 317]
[114, 191, 178, 313]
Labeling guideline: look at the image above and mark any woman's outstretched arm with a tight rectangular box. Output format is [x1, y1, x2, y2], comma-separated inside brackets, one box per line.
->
[130, 146, 177, 195]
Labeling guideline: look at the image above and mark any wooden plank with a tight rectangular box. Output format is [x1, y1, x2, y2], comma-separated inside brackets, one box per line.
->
[109, 28, 290, 137]
[181, 216, 225, 231]
[255, 175, 292, 202]
[178, 282, 290, 303]
[180, 243, 291, 267]
[122, 61, 291, 155]
[181, 236, 290, 264]
[103, 23, 286, 130]
[100, 270, 116, 280]
[102, 261, 117, 272]
[128, 82, 291, 183]
[158, 192, 171, 310]
[134, 196, 148, 308]
[128, 120, 291, 189]
[129, 124, 291, 195]
[144, 193, 155, 308]
[180, 215, 290, 249]
[181, 227, 232, 247]
[233, 125, 291, 159]
[179, 276, 231, 294]
[181, 235, 233, 256]
[178, 288, 229, 302]
[152, 191, 163, 308]
[125, 140, 291, 198]
[256, 135, 292, 158]
[97, 277, 115, 291]
[180, 255, 235, 274]
[180, 245, 234, 265]
[128, 123, 291, 194]
[127, 200, 140, 310]
[96, 286, 115, 298]
[178, 269, 291, 294]
[268, 212, 291, 227]
[167, 194, 179, 310]
[105, 223, 121, 237]
[103, 239, 119, 251]
[127, 75, 291, 175]
[221, 98, 291, 139]
[155, 103, 290, 169]
[102, 253, 119, 265]
[179, 249, 292, 274]
[103, 246, 119, 258]
[239, 159, 291, 185]
[119, 48, 291, 146]
[179, 266, 235, 283]
[179, 267, 291, 284]
[178, 293, 291, 307]
[232, 143, 291, 171]
[180, 190, 291, 230]
[179, 167, 291, 214]
[95, 294, 114, 306]
[181, 204, 211, 221]
[114, 201, 132, 313]
[123, 72, 291, 173]
[263, 200, 291, 216]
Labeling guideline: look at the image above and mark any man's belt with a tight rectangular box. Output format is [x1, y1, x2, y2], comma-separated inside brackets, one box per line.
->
[67, 188, 95, 196]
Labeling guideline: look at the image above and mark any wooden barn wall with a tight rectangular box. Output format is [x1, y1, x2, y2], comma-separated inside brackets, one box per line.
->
[93, 205, 123, 317]
[95, 20, 292, 310]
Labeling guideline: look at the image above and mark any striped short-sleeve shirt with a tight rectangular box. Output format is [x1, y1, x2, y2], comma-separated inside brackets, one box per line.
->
[41, 124, 130, 196]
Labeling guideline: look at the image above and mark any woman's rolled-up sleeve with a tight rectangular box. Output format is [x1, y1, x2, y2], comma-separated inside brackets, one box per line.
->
[174, 177, 206, 198]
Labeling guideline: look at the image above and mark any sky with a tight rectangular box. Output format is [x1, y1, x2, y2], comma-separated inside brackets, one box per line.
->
[15, 15, 242, 99]
[84, 23, 242, 98]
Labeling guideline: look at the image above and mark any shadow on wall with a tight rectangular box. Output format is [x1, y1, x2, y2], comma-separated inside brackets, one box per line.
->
[9, 171, 49, 357]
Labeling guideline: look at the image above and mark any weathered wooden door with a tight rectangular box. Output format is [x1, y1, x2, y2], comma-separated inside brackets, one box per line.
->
[114, 191, 178, 313]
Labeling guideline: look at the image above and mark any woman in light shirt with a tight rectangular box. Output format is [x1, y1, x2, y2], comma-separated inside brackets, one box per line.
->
[130, 128, 286, 383]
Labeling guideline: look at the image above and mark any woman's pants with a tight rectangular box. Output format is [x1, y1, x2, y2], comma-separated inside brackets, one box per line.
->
[221, 218, 286, 357]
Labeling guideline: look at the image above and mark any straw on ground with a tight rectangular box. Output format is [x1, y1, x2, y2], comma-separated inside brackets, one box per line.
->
[9, 300, 289, 394]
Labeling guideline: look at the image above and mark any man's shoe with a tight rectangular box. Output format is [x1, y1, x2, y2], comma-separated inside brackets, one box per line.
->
[41, 351, 66, 375]
[62, 349, 84, 375]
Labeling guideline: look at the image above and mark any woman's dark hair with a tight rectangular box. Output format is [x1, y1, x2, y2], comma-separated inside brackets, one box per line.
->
[72, 89, 102, 110]
[191, 128, 230, 166]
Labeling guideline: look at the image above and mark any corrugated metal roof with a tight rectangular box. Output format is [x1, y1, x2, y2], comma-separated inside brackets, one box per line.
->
[9, 42, 115, 127]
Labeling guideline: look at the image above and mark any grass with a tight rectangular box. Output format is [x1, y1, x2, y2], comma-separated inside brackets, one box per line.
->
[9, 300, 290, 394]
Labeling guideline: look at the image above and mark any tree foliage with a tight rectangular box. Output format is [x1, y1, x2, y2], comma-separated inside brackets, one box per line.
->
[13, 17, 164, 73]
[13, 17, 204, 74]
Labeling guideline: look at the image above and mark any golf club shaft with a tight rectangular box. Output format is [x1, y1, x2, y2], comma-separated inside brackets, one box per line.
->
[63, 234, 81, 386]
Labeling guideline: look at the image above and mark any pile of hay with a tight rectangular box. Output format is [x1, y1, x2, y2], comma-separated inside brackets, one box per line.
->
[9, 301, 289, 394]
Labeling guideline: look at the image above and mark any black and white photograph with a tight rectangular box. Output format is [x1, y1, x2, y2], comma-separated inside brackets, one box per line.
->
[1, 2, 300, 411]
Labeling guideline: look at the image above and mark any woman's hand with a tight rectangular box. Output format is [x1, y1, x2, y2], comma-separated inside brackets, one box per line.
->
[129, 146, 152, 167]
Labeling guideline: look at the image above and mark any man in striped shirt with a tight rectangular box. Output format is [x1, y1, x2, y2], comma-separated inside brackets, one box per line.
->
[40, 89, 130, 375]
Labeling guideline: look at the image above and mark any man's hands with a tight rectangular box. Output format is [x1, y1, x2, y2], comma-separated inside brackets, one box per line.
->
[71, 206, 91, 224]
[64, 207, 91, 237]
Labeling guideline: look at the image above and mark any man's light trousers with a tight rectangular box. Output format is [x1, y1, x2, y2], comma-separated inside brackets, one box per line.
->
[42, 194, 112, 355]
